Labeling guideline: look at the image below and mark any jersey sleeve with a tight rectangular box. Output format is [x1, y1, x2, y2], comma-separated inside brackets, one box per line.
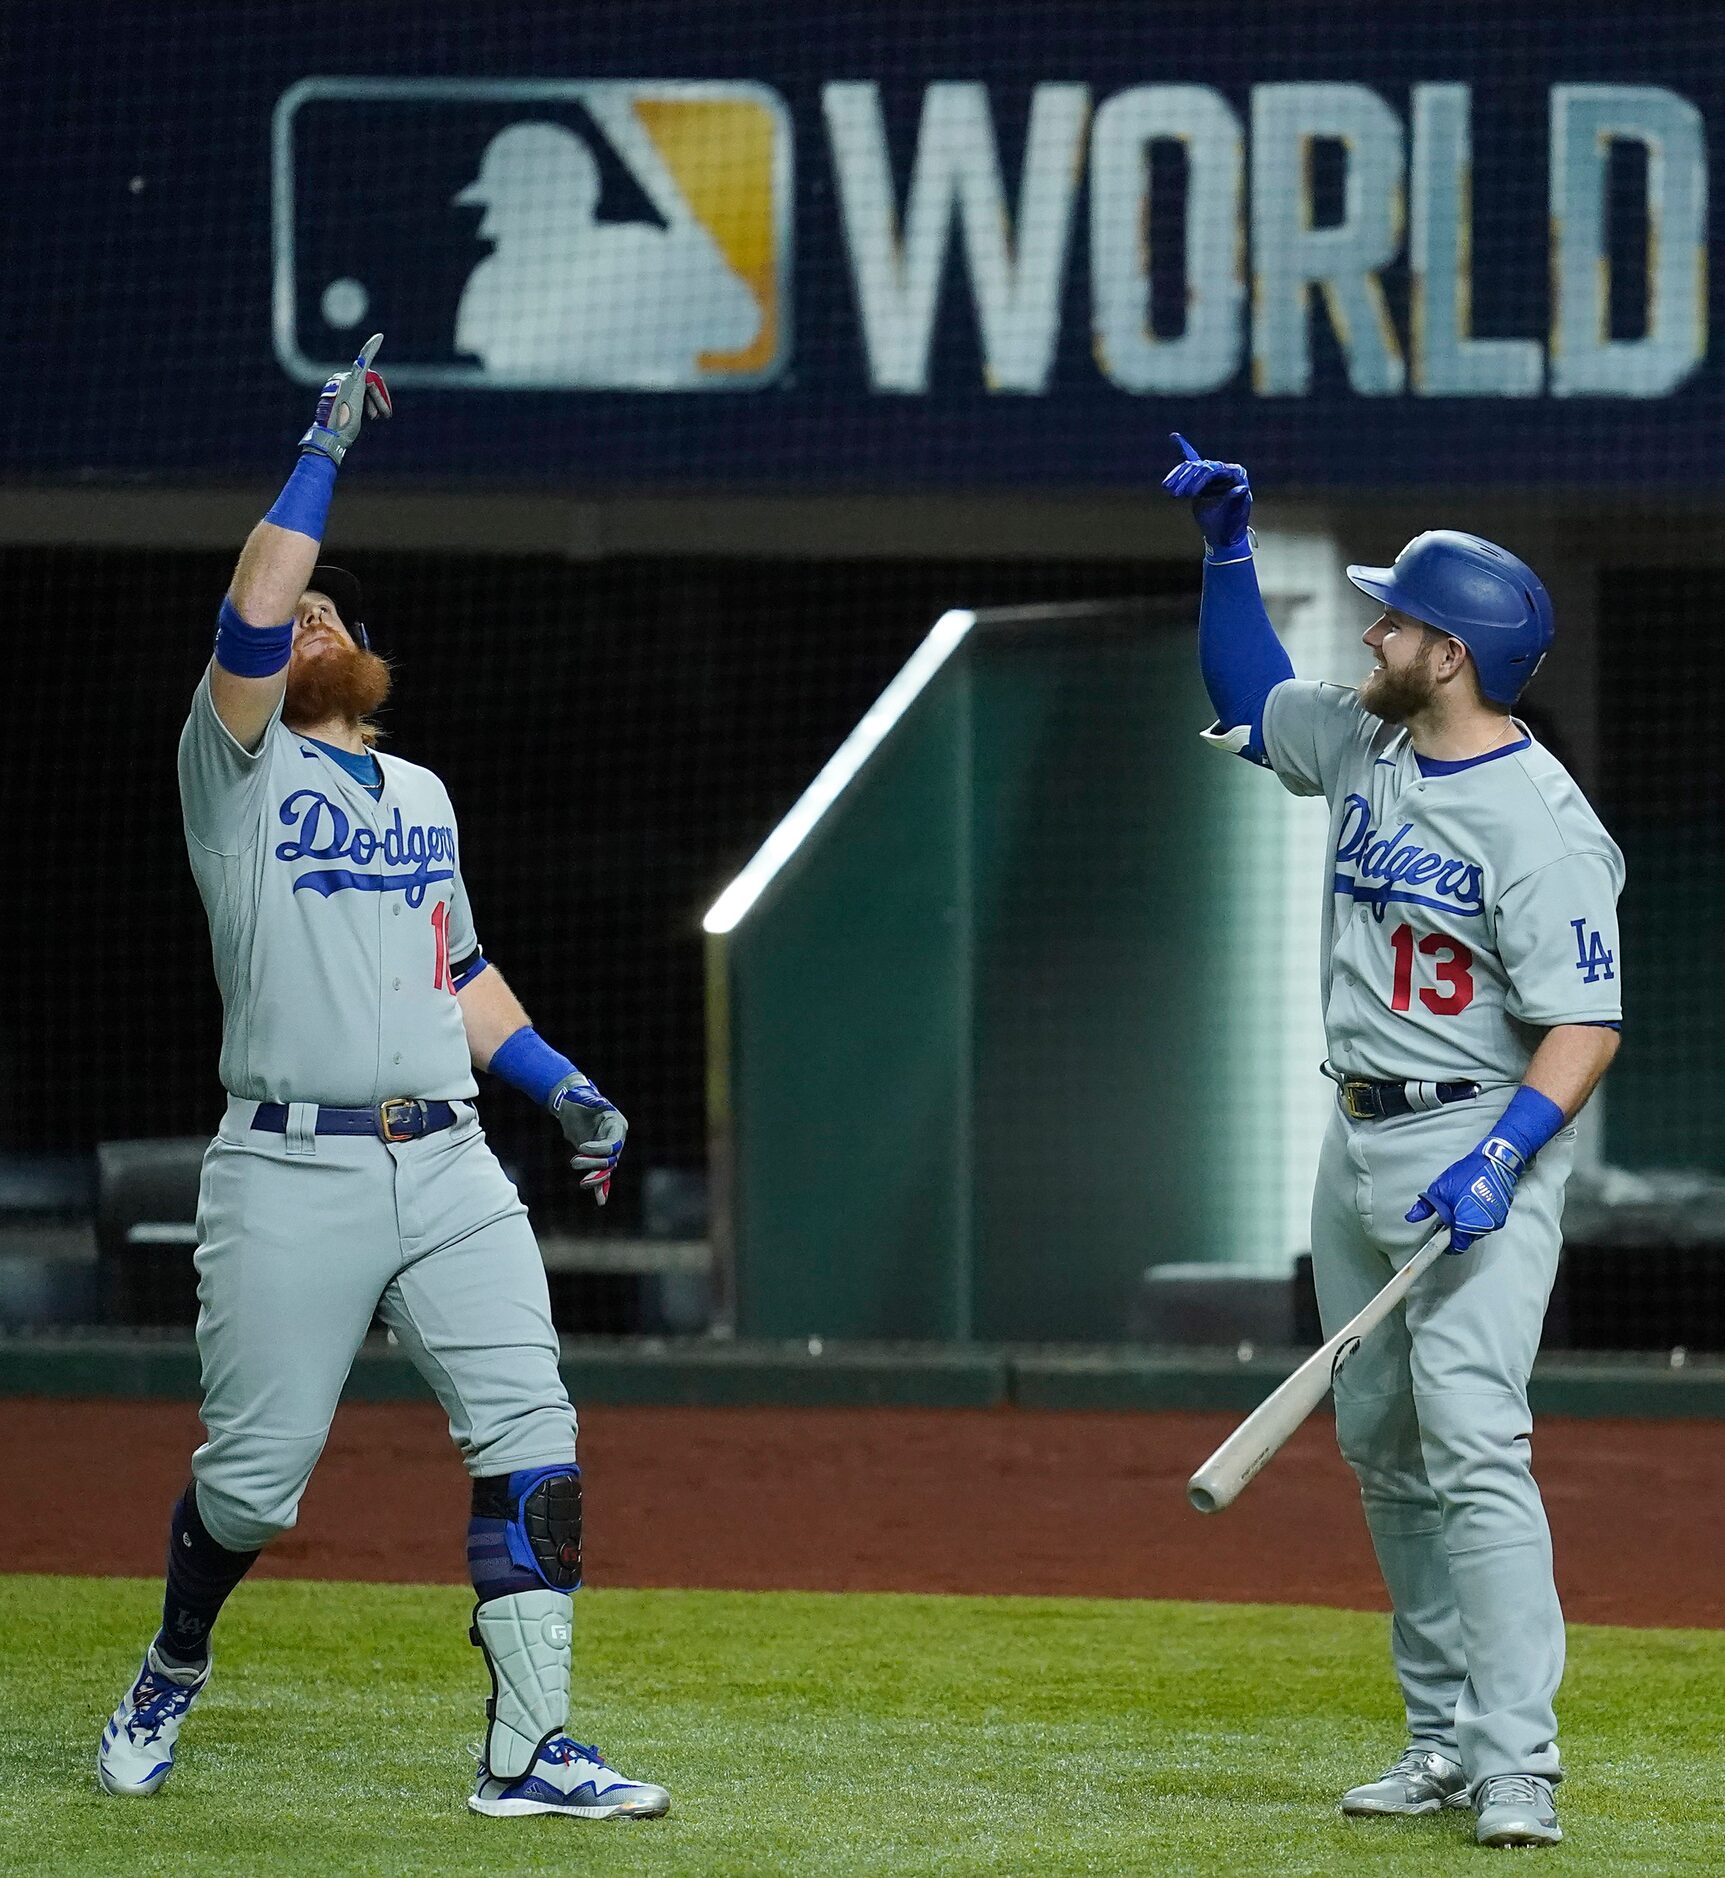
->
[442, 790, 481, 962]
[1258, 679, 1370, 800]
[1494, 850, 1624, 1027]
[448, 861, 480, 963]
[176, 665, 283, 854]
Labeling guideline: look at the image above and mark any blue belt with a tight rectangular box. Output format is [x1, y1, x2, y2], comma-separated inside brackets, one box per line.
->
[250, 1099, 459, 1143]
[1337, 1077, 1481, 1122]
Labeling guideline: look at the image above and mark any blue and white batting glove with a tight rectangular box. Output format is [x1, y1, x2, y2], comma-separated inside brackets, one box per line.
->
[300, 333, 393, 466]
[1406, 1138, 1526, 1254]
[1161, 433, 1253, 558]
[549, 1072, 628, 1208]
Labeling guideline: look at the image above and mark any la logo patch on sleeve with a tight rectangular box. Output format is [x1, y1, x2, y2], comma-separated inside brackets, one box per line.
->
[1570, 918, 1615, 983]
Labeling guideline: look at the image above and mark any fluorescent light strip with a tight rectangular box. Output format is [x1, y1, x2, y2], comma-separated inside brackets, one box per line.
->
[703, 608, 976, 935]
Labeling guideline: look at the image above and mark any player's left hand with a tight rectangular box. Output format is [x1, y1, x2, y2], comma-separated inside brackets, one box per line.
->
[1406, 1135, 1528, 1253]
[549, 1072, 628, 1207]
[299, 333, 393, 466]
[1161, 433, 1253, 556]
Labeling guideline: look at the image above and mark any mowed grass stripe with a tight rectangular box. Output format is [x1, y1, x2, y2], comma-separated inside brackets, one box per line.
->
[0, 1576, 1720, 1876]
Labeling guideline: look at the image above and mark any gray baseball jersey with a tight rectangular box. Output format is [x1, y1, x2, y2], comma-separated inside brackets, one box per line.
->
[1255, 680, 1624, 1086]
[177, 668, 480, 1105]
[176, 664, 576, 1554]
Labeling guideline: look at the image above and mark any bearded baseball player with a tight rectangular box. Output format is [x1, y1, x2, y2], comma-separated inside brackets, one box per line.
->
[96, 339, 669, 1822]
[1164, 437, 1623, 1850]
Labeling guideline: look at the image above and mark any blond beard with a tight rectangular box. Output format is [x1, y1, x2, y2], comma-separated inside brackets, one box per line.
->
[283, 641, 392, 734]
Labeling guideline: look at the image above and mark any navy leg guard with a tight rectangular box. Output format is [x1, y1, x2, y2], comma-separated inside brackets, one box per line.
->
[468, 1467, 582, 1601]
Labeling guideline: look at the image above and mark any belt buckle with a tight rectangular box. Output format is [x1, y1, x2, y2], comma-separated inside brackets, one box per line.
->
[1341, 1081, 1374, 1122]
[377, 1097, 427, 1142]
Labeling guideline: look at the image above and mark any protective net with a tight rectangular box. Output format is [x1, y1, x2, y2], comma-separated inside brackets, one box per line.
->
[2, 1, 1720, 1348]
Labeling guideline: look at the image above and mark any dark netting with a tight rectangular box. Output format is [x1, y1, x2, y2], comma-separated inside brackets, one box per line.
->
[0, 1, 1718, 1352]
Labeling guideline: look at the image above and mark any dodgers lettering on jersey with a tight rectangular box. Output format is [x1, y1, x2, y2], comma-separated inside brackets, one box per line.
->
[1247, 680, 1624, 1086]
[274, 791, 456, 906]
[178, 670, 481, 1106]
[1332, 795, 1485, 920]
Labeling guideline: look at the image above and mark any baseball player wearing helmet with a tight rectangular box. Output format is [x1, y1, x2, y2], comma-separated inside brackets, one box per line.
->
[97, 339, 669, 1822]
[1165, 438, 1624, 1850]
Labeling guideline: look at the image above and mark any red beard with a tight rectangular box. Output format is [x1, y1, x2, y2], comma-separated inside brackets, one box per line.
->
[283, 638, 392, 732]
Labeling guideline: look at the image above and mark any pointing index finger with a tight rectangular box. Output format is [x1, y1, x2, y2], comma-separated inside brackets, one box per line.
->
[356, 332, 384, 371]
[1170, 432, 1201, 463]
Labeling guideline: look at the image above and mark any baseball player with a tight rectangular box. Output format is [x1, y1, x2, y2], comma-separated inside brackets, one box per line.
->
[96, 339, 669, 1822]
[1164, 437, 1623, 1850]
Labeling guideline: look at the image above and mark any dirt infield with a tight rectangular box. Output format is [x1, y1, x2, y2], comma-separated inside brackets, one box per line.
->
[3, 1398, 1716, 1627]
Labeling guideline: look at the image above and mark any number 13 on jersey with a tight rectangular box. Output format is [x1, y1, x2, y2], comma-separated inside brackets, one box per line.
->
[1389, 923, 1475, 1015]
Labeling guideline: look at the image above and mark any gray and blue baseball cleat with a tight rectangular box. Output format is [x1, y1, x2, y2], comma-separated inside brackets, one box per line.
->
[1341, 1746, 1471, 1816]
[98, 1644, 211, 1795]
[1474, 1774, 1562, 1848]
[468, 1735, 671, 1820]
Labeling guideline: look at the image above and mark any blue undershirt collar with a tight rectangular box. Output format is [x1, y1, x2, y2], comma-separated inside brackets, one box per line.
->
[1414, 735, 1530, 778]
[303, 735, 383, 797]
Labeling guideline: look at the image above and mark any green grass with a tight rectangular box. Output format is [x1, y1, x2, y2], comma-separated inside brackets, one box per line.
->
[1, 1576, 1720, 1876]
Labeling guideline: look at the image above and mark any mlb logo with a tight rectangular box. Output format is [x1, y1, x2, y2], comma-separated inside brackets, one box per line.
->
[272, 78, 793, 390]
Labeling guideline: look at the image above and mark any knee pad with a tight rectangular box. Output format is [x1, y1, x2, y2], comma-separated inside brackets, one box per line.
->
[472, 1465, 583, 1591]
[471, 1588, 571, 1779]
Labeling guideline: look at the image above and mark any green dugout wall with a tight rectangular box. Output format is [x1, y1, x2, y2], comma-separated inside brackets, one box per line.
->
[705, 600, 1269, 1343]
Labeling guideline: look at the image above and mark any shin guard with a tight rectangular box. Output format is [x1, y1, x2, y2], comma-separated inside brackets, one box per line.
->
[470, 1588, 572, 1779]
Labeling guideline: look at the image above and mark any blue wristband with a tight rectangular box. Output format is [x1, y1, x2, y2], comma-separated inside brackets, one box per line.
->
[1488, 1085, 1566, 1165]
[213, 596, 293, 677]
[264, 451, 337, 541]
[489, 1025, 579, 1109]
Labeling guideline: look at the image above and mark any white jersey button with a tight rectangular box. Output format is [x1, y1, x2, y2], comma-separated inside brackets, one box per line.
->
[392, 977, 401, 990]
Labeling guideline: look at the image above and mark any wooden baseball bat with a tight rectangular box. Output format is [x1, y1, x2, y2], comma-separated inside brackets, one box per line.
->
[1186, 1230, 1450, 1514]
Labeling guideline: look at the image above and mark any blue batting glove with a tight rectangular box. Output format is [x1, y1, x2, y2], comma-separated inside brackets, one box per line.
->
[1161, 433, 1253, 557]
[1406, 1136, 1528, 1254]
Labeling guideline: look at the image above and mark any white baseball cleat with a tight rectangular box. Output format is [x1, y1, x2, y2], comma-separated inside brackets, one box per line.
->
[1340, 1746, 1471, 1816]
[97, 1644, 211, 1796]
[1474, 1774, 1563, 1848]
[468, 1735, 671, 1820]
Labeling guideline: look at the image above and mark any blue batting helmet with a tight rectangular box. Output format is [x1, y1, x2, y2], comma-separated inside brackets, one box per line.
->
[1346, 531, 1553, 705]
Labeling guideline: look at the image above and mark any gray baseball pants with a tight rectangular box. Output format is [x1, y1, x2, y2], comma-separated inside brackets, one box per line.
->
[189, 1098, 576, 1553]
[1310, 1094, 1576, 1790]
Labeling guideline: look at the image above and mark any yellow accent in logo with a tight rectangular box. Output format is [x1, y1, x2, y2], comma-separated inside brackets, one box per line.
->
[633, 97, 780, 376]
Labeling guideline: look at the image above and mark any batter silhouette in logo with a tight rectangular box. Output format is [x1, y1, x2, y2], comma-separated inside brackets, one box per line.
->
[453, 120, 761, 387]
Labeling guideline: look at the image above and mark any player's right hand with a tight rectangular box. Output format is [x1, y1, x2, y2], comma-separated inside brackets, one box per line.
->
[1162, 434, 1252, 556]
[299, 333, 393, 466]
[1406, 1135, 1526, 1254]
[549, 1071, 629, 1208]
